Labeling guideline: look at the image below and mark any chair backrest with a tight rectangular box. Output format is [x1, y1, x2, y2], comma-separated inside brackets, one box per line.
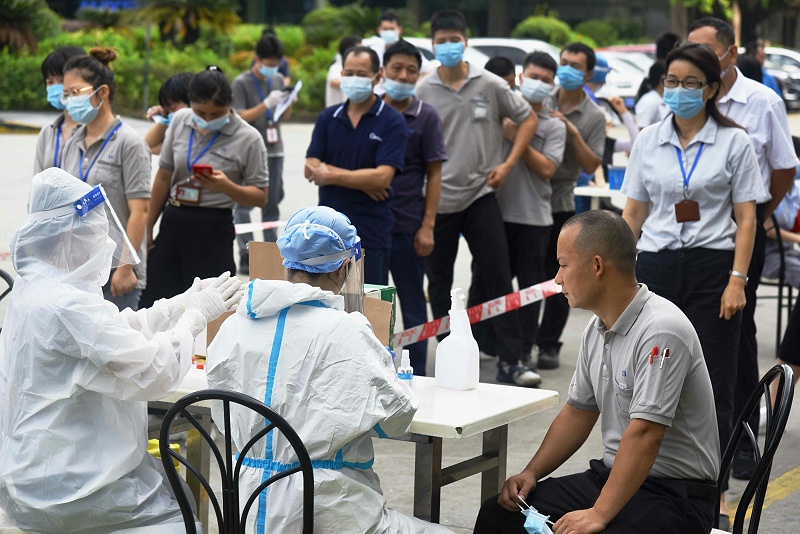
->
[159, 389, 314, 534]
[715, 364, 794, 534]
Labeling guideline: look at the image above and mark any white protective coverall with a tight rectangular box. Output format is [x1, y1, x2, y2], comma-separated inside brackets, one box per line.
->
[207, 279, 454, 534]
[0, 169, 203, 533]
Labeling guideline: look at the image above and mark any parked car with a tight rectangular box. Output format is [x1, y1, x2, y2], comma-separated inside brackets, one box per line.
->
[737, 45, 800, 111]
[467, 37, 560, 64]
[599, 43, 656, 58]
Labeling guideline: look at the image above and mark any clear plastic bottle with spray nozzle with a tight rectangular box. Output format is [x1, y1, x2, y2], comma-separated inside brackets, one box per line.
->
[435, 288, 479, 390]
[397, 349, 414, 382]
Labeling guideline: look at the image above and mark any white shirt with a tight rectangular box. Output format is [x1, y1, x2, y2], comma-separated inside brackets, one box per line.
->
[325, 57, 345, 108]
[635, 90, 670, 129]
[719, 68, 799, 203]
[622, 116, 764, 252]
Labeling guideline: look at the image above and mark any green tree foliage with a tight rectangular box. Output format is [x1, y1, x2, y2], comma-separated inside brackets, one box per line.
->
[511, 16, 573, 46]
[132, 0, 240, 47]
[301, 2, 381, 47]
[574, 20, 618, 47]
[0, 0, 53, 51]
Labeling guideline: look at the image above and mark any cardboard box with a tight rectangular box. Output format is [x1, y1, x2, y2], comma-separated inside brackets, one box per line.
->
[207, 242, 396, 346]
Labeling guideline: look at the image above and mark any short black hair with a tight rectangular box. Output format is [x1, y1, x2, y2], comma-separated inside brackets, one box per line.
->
[689, 17, 735, 48]
[41, 46, 85, 83]
[158, 72, 193, 109]
[430, 9, 467, 38]
[523, 51, 558, 74]
[561, 42, 596, 72]
[738, 55, 763, 83]
[655, 31, 681, 60]
[379, 9, 402, 26]
[343, 45, 380, 75]
[189, 65, 232, 106]
[562, 210, 637, 275]
[485, 56, 516, 78]
[256, 34, 284, 60]
[384, 40, 422, 69]
[339, 35, 362, 59]
[744, 39, 764, 56]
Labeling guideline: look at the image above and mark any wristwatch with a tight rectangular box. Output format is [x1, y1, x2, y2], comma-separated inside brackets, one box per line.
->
[729, 270, 749, 283]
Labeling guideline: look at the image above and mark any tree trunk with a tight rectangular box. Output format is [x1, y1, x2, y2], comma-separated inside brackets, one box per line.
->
[670, 0, 688, 35]
[406, 0, 424, 27]
[487, 0, 511, 37]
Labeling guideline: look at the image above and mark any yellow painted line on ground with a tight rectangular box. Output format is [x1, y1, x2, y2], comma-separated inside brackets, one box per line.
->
[729, 464, 800, 520]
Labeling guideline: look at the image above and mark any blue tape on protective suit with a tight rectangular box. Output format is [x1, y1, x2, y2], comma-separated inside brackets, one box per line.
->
[73, 185, 106, 217]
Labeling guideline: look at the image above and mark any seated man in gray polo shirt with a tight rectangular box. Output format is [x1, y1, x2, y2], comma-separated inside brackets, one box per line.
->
[474, 210, 719, 534]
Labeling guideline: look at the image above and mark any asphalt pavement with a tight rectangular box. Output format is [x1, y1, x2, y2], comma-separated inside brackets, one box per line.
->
[2, 111, 800, 533]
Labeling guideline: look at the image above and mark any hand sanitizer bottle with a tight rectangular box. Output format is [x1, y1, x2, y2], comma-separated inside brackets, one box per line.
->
[397, 349, 414, 382]
[435, 288, 479, 390]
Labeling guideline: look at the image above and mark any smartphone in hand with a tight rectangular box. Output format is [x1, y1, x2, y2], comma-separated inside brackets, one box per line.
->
[192, 164, 213, 179]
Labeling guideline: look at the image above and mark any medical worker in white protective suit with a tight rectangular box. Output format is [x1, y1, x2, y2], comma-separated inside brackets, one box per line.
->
[0, 168, 243, 533]
[207, 206, 453, 534]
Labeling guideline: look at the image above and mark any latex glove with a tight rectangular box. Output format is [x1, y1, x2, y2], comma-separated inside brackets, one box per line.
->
[184, 272, 242, 323]
[263, 90, 285, 109]
[164, 274, 224, 319]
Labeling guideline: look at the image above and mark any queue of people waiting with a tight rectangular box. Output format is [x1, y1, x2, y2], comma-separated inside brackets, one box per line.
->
[2, 6, 800, 533]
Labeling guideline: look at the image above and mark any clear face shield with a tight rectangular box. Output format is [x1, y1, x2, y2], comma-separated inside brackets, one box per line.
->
[26, 184, 140, 268]
[299, 236, 364, 313]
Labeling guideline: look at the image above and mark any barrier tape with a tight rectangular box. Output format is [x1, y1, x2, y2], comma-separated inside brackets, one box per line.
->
[234, 221, 287, 235]
[0, 252, 10, 262]
[392, 279, 562, 348]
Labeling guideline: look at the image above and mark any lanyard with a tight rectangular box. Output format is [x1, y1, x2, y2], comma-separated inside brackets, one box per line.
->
[675, 142, 704, 198]
[54, 121, 63, 168]
[78, 122, 123, 182]
[250, 72, 274, 122]
[186, 129, 222, 173]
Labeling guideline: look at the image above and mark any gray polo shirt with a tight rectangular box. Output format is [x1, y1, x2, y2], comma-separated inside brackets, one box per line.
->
[415, 63, 531, 214]
[496, 109, 566, 227]
[568, 284, 719, 481]
[34, 114, 79, 174]
[546, 89, 606, 214]
[621, 116, 763, 253]
[158, 108, 269, 209]
[61, 117, 152, 289]
[232, 70, 286, 157]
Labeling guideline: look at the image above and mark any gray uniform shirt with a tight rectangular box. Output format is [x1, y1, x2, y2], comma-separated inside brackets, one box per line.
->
[34, 114, 78, 174]
[158, 108, 269, 209]
[546, 89, 606, 214]
[232, 70, 286, 157]
[621, 116, 763, 253]
[568, 284, 719, 481]
[415, 63, 531, 214]
[61, 117, 151, 289]
[496, 109, 566, 227]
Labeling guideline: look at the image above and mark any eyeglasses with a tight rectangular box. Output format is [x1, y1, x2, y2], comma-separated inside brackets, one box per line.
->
[59, 86, 99, 104]
[662, 77, 708, 90]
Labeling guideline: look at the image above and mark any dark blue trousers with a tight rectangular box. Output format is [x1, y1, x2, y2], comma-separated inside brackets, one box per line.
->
[390, 232, 429, 375]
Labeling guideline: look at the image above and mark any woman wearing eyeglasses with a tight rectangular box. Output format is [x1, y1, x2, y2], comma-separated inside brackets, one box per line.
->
[622, 42, 763, 519]
[60, 47, 152, 311]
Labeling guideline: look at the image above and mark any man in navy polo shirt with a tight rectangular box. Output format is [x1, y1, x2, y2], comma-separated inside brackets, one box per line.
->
[306, 45, 408, 285]
[383, 40, 447, 375]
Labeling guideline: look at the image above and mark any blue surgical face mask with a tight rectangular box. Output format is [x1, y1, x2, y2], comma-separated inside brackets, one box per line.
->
[522, 507, 554, 534]
[340, 76, 375, 104]
[380, 29, 399, 44]
[434, 42, 465, 68]
[152, 111, 176, 126]
[521, 78, 552, 103]
[192, 111, 230, 131]
[384, 78, 415, 101]
[65, 87, 103, 124]
[556, 65, 586, 91]
[47, 84, 65, 110]
[663, 87, 706, 119]
[259, 64, 278, 78]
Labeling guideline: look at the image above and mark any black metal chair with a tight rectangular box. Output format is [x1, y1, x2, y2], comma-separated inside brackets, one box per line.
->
[0, 269, 13, 334]
[159, 389, 314, 534]
[712, 364, 795, 534]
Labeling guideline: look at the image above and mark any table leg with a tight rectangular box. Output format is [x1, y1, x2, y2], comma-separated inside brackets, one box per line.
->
[186, 414, 212, 534]
[481, 425, 508, 502]
[413, 436, 443, 523]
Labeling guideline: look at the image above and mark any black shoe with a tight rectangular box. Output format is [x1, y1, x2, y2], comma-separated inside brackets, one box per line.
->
[731, 448, 757, 480]
[238, 254, 250, 276]
[537, 346, 560, 370]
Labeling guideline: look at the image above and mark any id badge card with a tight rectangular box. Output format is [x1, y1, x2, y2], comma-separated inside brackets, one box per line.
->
[470, 98, 489, 122]
[176, 183, 201, 205]
[266, 126, 279, 144]
[675, 199, 700, 222]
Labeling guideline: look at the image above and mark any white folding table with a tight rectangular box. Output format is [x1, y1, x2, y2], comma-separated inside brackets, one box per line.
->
[150, 370, 559, 525]
[574, 185, 627, 211]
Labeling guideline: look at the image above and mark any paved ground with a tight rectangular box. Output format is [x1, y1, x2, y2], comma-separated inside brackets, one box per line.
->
[2, 111, 800, 533]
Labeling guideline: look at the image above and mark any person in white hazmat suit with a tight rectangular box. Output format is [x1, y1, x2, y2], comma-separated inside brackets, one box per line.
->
[0, 168, 243, 533]
[207, 206, 453, 534]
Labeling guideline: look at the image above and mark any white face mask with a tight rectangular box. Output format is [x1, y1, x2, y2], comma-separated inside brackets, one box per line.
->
[718, 47, 732, 78]
[98, 238, 115, 286]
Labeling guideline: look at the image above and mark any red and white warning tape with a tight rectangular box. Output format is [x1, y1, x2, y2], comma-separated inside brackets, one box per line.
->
[233, 221, 287, 235]
[392, 279, 562, 348]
